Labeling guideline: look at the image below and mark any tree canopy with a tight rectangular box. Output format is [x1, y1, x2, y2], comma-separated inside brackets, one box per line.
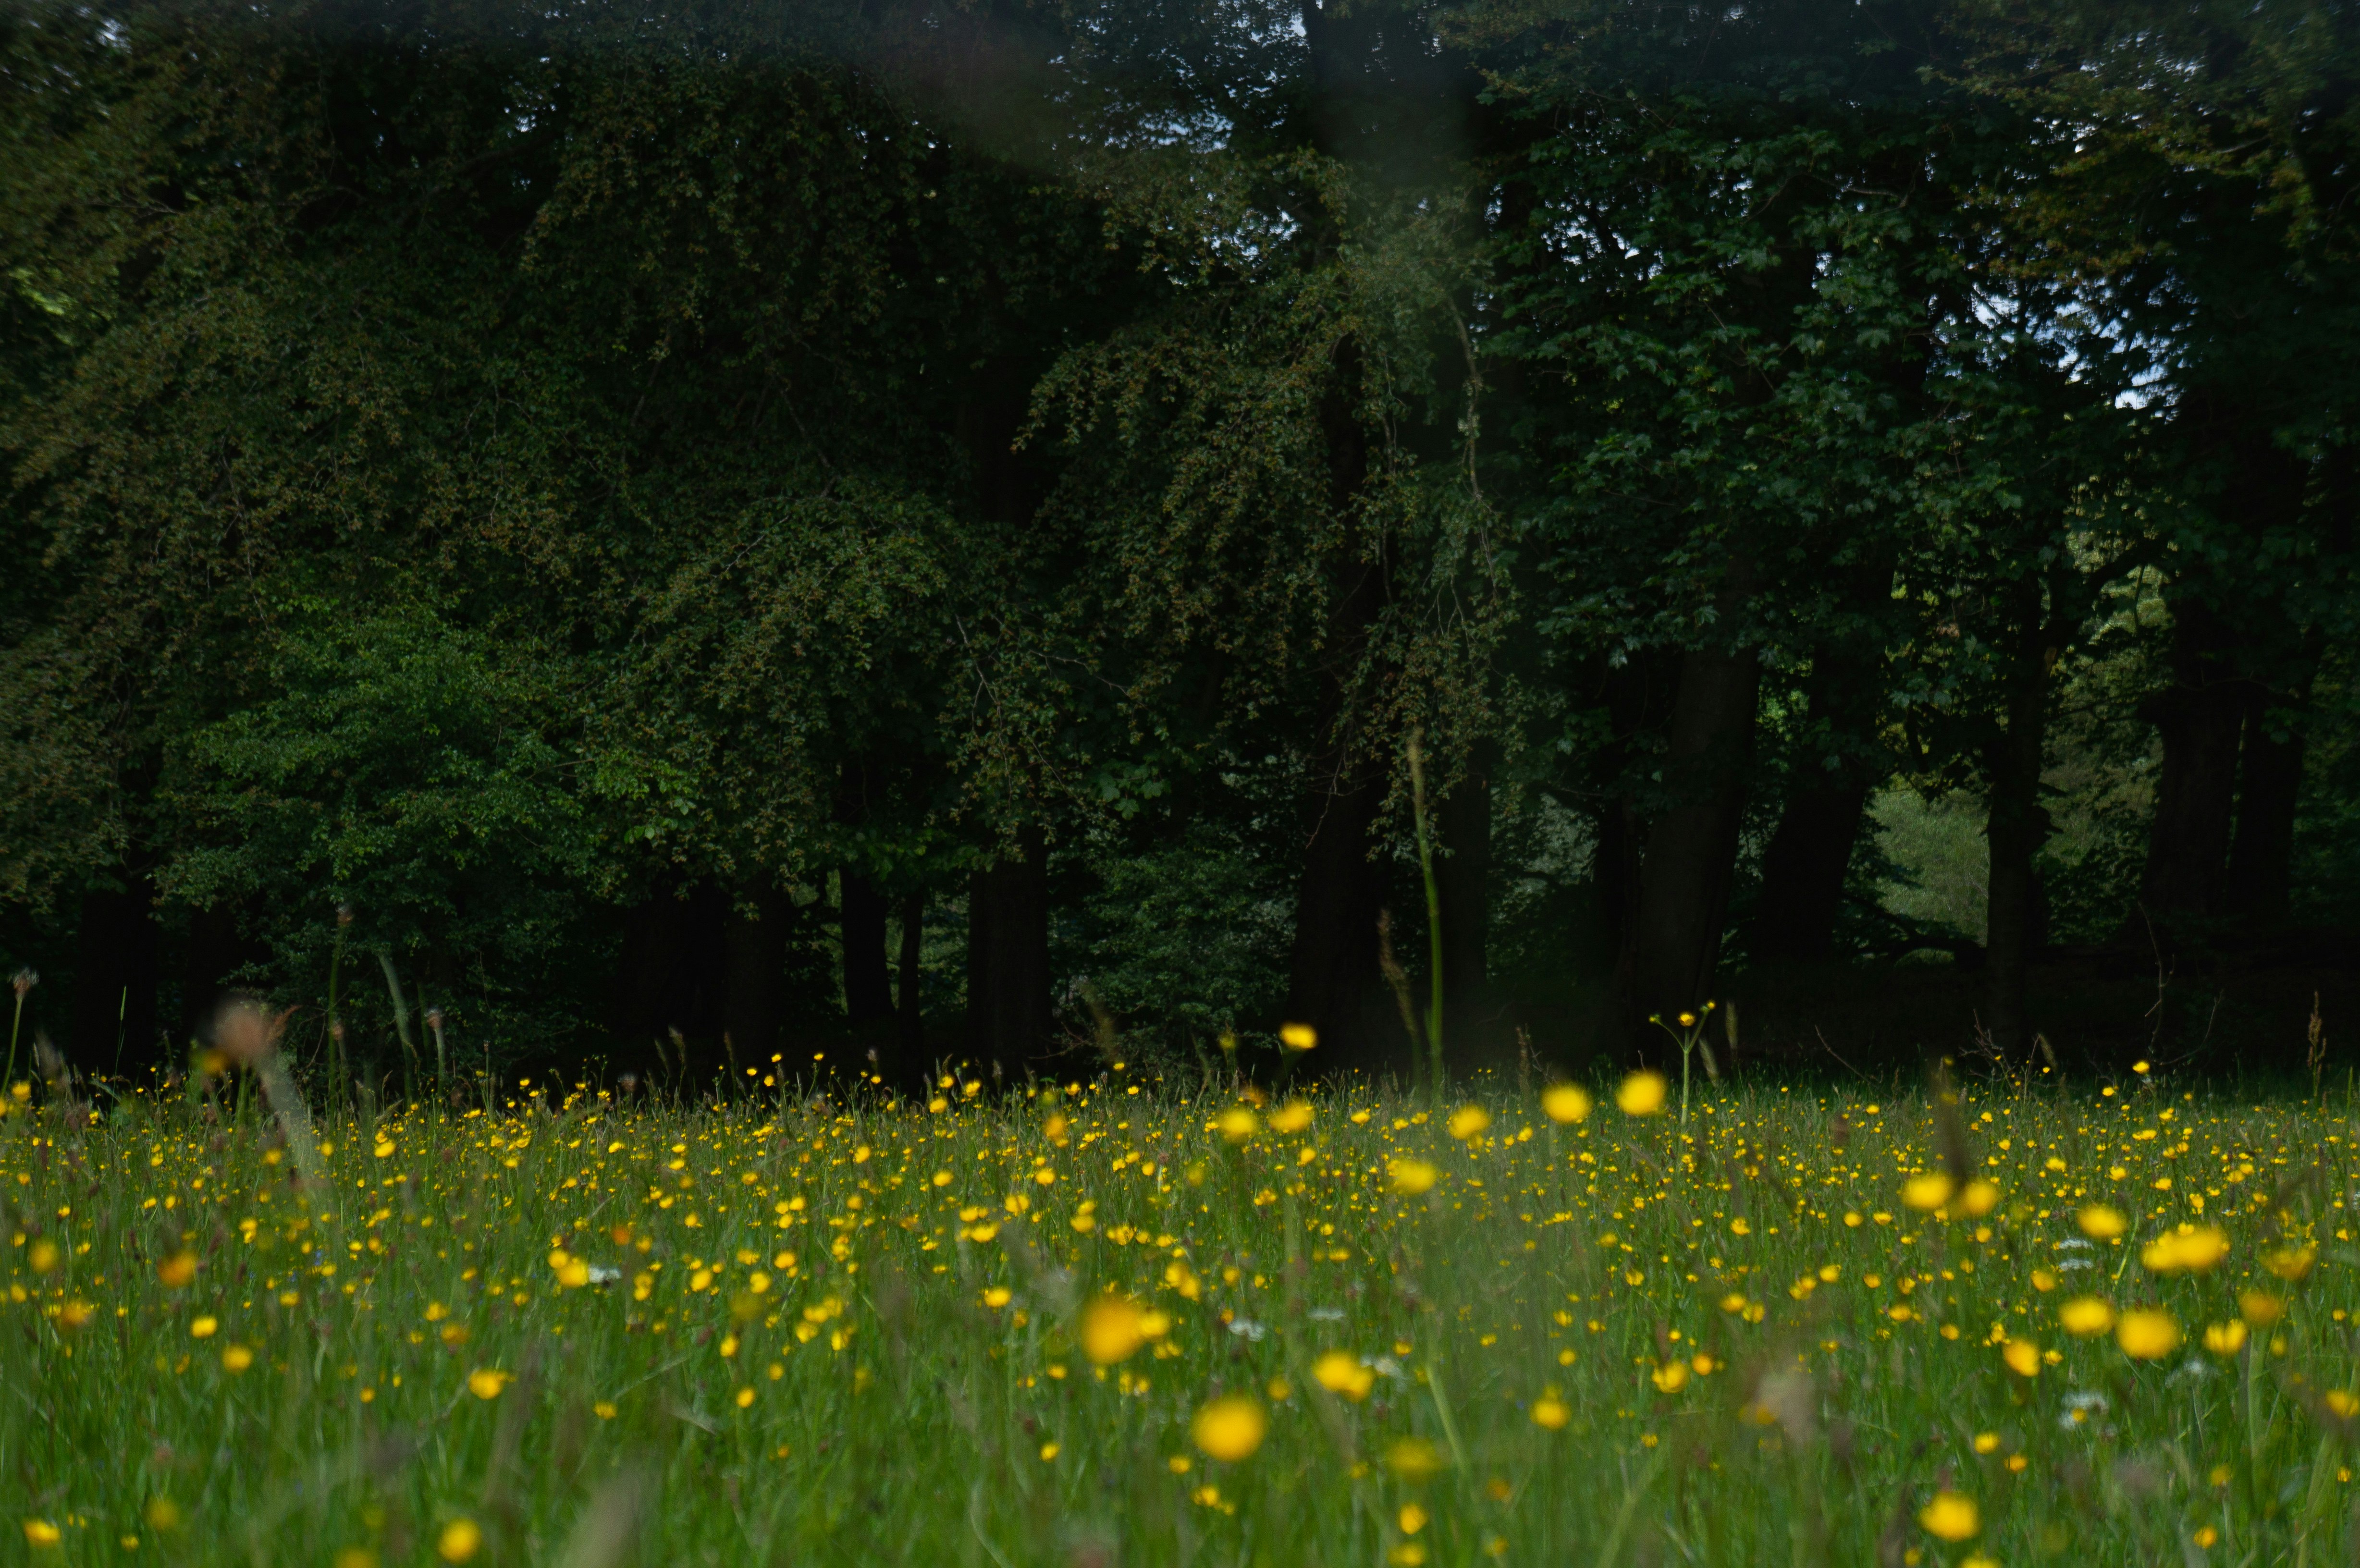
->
[2, 0, 2353, 1090]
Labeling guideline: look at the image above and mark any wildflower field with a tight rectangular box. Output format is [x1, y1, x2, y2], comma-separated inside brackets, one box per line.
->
[8, 1057, 2360, 1568]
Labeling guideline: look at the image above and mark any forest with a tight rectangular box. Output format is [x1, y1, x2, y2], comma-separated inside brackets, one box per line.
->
[1, 0, 2354, 1094]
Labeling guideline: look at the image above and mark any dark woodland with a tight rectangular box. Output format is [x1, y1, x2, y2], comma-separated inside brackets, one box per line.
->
[2, 0, 2355, 1095]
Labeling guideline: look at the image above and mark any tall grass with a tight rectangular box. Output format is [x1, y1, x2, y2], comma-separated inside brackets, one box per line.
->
[5, 1056, 2356, 1565]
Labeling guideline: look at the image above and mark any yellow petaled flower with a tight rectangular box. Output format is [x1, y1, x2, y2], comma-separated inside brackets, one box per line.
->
[2264, 1245, 2317, 1282]
[1616, 1072, 1667, 1116]
[2058, 1297, 2117, 1337]
[1389, 1158, 1439, 1196]
[189, 1316, 219, 1339]
[2002, 1339, 2042, 1378]
[1918, 1490, 1980, 1542]
[1902, 1173, 1955, 1212]
[27, 1238, 59, 1274]
[143, 1500, 178, 1532]
[1386, 1437, 1445, 1483]
[1279, 1023, 1317, 1051]
[1651, 1360, 1689, 1393]
[1957, 1179, 2000, 1218]
[2077, 1204, 2127, 1240]
[24, 1520, 61, 1548]
[1313, 1350, 1375, 1402]
[437, 1519, 482, 1564]
[1191, 1396, 1266, 1462]
[1531, 1394, 1569, 1430]
[983, 1286, 1011, 1309]
[1447, 1104, 1491, 1140]
[2141, 1225, 2229, 1274]
[2325, 1391, 2360, 1420]
[1399, 1504, 1428, 1535]
[1268, 1101, 1313, 1134]
[1216, 1107, 1258, 1144]
[2115, 1309, 2181, 1360]
[1081, 1295, 1146, 1366]
[221, 1345, 254, 1372]
[2239, 1290, 2286, 1327]
[1540, 1084, 1592, 1124]
[2203, 1321, 2248, 1356]
[157, 1251, 198, 1289]
[467, 1368, 509, 1400]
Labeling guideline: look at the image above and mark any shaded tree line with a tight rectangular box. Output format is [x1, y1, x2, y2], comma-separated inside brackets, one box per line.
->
[1, 0, 2354, 1092]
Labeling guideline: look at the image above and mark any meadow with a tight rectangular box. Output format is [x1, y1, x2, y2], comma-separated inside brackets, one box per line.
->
[7, 1041, 2358, 1567]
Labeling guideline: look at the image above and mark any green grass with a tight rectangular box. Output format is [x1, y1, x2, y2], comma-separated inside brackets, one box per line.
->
[6, 1059, 2357, 1566]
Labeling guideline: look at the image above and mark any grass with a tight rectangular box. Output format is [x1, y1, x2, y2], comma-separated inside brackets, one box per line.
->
[6, 1050, 2359, 1567]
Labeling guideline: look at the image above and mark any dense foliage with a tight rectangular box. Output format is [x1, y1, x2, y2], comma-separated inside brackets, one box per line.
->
[0, 0, 2353, 1090]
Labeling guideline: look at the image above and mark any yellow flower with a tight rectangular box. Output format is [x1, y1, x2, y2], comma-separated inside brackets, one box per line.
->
[437, 1519, 482, 1563]
[982, 1286, 1011, 1309]
[2141, 1225, 2229, 1274]
[157, 1251, 198, 1289]
[1615, 1072, 1666, 1116]
[143, 1500, 178, 1532]
[2077, 1204, 2127, 1240]
[467, 1368, 509, 1400]
[2202, 1321, 2248, 1356]
[1385, 1437, 1445, 1483]
[1918, 1490, 1980, 1542]
[2058, 1297, 2116, 1337]
[1651, 1360, 1689, 1394]
[1530, 1394, 1569, 1430]
[189, 1316, 219, 1339]
[1191, 1396, 1266, 1462]
[1541, 1084, 1592, 1124]
[1389, 1158, 1439, 1196]
[1081, 1295, 1146, 1366]
[1268, 1101, 1314, 1134]
[1447, 1105, 1491, 1140]
[1215, 1107, 1258, 1144]
[27, 1238, 58, 1274]
[2264, 1245, 2317, 1282]
[2325, 1390, 2360, 1420]
[2239, 1289, 2286, 1326]
[1902, 1174, 1955, 1212]
[221, 1345, 254, 1372]
[1313, 1351, 1375, 1402]
[1279, 1023, 1317, 1052]
[1399, 1504, 1428, 1536]
[1957, 1179, 2000, 1218]
[2115, 1309, 2181, 1360]
[24, 1520, 61, 1548]
[2002, 1339, 2042, 1378]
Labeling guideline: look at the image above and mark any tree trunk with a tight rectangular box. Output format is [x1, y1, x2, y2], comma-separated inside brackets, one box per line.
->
[897, 891, 926, 1077]
[1435, 760, 1494, 1058]
[720, 882, 789, 1073]
[1284, 346, 1394, 1075]
[2225, 688, 2303, 921]
[1984, 611, 2052, 1060]
[1630, 641, 1761, 1032]
[840, 868, 894, 1025]
[1750, 644, 1882, 965]
[966, 823, 1051, 1078]
[1284, 767, 1392, 1073]
[72, 875, 158, 1073]
[2132, 603, 2243, 927]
